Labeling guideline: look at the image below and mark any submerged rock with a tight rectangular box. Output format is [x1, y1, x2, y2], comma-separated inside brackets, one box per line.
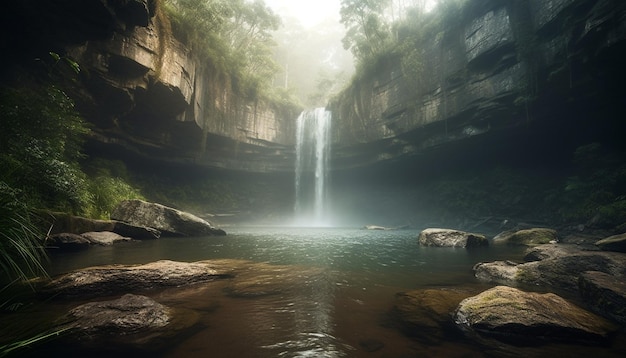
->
[418, 228, 488, 248]
[579, 271, 626, 324]
[61, 294, 199, 351]
[392, 288, 475, 343]
[454, 286, 618, 345]
[111, 199, 226, 236]
[43, 260, 233, 299]
[493, 228, 558, 246]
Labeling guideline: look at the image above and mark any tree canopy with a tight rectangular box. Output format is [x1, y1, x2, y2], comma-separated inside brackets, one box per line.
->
[164, 0, 281, 98]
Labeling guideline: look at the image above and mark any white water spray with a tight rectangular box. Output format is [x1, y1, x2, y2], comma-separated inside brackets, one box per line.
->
[294, 108, 331, 226]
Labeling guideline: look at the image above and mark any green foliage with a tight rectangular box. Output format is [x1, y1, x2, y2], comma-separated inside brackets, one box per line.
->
[338, 0, 467, 97]
[80, 158, 146, 219]
[552, 143, 626, 227]
[86, 176, 145, 220]
[340, 0, 392, 60]
[0, 182, 47, 285]
[0, 327, 70, 358]
[164, 0, 281, 100]
[0, 85, 91, 214]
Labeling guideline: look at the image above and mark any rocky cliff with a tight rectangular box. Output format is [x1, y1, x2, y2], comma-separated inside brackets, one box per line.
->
[1, 0, 624, 175]
[0, 0, 299, 173]
[330, 0, 626, 170]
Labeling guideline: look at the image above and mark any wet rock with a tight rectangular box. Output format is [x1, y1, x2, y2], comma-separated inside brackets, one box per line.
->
[43, 260, 232, 299]
[473, 260, 527, 284]
[41, 211, 160, 240]
[61, 294, 199, 351]
[46, 233, 91, 250]
[492, 228, 558, 246]
[522, 244, 581, 261]
[111, 199, 226, 236]
[454, 286, 618, 345]
[474, 244, 626, 292]
[222, 261, 324, 298]
[418, 228, 488, 248]
[81, 231, 132, 246]
[393, 288, 475, 343]
[595, 233, 626, 253]
[579, 271, 626, 324]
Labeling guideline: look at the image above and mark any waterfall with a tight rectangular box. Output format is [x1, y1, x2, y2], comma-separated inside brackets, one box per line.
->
[294, 108, 331, 226]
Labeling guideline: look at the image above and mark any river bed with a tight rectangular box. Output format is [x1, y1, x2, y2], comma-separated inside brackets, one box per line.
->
[10, 227, 626, 357]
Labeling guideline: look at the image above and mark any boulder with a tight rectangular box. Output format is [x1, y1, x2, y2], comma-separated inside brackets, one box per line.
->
[61, 294, 199, 350]
[113, 221, 161, 240]
[81, 231, 132, 246]
[392, 288, 475, 343]
[111, 199, 226, 236]
[40, 211, 160, 240]
[46, 233, 91, 250]
[595, 233, 626, 253]
[579, 271, 626, 324]
[418, 228, 488, 248]
[474, 244, 626, 292]
[43, 260, 233, 299]
[492, 228, 558, 246]
[454, 286, 618, 345]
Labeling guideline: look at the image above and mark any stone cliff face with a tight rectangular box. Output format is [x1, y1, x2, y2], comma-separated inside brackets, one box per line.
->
[330, 0, 626, 170]
[1, 0, 299, 173]
[2, 0, 624, 174]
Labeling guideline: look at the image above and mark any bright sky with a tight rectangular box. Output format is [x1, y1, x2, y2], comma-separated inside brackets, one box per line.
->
[263, 0, 438, 28]
[263, 0, 342, 28]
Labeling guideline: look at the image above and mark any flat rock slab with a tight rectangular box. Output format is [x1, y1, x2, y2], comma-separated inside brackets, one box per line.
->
[43, 260, 233, 299]
[61, 293, 199, 351]
[418, 228, 488, 248]
[579, 271, 626, 324]
[111, 199, 226, 236]
[81, 231, 132, 246]
[454, 286, 618, 345]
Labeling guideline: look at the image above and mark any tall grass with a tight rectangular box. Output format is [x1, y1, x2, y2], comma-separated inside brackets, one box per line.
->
[0, 182, 48, 285]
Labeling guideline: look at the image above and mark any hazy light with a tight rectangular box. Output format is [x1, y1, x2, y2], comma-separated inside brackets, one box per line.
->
[264, 0, 439, 28]
[264, 0, 340, 28]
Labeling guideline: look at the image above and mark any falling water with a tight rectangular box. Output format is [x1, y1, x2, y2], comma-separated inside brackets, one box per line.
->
[294, 108, 332, 226]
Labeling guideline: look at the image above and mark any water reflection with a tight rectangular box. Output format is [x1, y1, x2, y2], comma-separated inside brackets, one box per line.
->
[43, 227, 621, 357]
[259, 269, 352, 357]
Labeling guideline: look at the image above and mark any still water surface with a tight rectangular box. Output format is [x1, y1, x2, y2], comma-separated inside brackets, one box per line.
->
[39, 227, 625, 357]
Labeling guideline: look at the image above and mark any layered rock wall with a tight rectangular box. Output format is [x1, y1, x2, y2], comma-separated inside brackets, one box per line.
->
[330, 0, 626, 169]
[1, 0, 298, 173]
[2, 0, 624, 173]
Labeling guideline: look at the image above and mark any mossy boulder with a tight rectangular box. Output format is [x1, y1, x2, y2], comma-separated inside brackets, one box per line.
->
[493, 228, 558, 246]
[454, 286, 618, 345]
